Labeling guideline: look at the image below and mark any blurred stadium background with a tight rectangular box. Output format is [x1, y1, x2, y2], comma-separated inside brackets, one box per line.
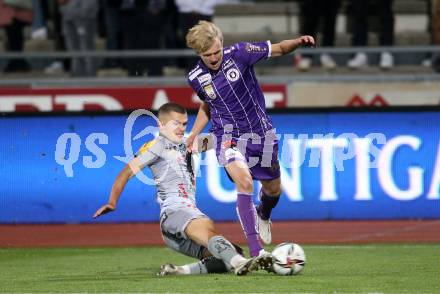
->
[0, 0, 440, 292]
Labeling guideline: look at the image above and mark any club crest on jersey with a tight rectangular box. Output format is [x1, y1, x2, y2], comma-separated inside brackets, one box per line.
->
[204, 84, 216, 99]
[226, 68, 240, 82]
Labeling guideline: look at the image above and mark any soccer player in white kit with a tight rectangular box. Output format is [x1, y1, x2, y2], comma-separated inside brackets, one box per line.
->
[93, 103, 273, 275]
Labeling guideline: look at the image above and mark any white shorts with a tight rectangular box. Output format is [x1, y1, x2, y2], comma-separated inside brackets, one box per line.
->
[159, 202, 208, 259]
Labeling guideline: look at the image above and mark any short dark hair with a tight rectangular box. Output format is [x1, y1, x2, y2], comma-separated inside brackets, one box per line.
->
[158, 103, 187, 117]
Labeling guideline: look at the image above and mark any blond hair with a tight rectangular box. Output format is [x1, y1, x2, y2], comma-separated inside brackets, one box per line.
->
[186, 21, 223, 54]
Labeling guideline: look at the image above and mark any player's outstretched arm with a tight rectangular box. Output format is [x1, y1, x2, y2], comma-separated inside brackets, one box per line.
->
[271, 35, 315, 57]
[93, 163, 136, 218]
[186, 102, 210, 152]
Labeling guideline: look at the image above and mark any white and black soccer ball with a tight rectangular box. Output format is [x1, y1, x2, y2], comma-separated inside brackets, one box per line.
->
[271, 242, 306, 275]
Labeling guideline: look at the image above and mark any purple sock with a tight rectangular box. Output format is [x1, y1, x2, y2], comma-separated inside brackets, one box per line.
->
[256, 189, 280, 220]
[236, 193, 263, 257]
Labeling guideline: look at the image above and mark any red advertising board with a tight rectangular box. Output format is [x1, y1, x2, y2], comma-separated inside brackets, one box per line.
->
[0, 85, 287, 112]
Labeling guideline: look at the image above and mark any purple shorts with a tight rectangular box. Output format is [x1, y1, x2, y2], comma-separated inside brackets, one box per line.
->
[215, 135, 280, 181]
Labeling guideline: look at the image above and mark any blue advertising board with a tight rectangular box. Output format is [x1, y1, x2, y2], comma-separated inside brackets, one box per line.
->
[1, 110, 439, 223]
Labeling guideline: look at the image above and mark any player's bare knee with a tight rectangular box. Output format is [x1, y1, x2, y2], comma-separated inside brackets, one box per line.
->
[236, 177, 253, 194]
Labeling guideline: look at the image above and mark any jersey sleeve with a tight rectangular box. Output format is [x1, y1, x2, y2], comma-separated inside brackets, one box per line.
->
[187, 67, 206, 102]
[234, 41, 271, 66]
[135, 139, 164, 167]
[189, 81, 206, 103]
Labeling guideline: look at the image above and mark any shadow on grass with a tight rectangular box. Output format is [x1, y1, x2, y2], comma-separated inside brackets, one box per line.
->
[44, 267, 161, 282]
[43, 266, 271, 283]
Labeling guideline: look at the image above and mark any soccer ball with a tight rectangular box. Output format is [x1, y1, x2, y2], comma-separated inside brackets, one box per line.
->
[271, 242, 306, 275]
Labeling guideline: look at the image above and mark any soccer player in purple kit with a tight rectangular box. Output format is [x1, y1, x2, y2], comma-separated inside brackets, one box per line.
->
[185, 21, 315, 257]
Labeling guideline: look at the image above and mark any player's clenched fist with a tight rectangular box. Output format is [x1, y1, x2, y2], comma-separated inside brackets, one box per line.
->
[294, 35, 315, 48]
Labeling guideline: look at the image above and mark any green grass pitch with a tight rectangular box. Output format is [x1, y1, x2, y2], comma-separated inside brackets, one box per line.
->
[1, 244, 439, 293]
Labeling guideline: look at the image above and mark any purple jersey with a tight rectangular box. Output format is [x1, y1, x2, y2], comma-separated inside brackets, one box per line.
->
[188, 41, 274, 140]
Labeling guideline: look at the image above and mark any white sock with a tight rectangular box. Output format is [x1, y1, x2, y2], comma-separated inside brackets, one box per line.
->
[179, 265, 191, 275]
[180, 261, 208, 275]
[229, 254, 248, 269]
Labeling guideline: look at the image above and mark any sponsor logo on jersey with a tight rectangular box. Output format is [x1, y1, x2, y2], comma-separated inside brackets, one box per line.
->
[204, 84, 216, 99]
[245, 42, 267, 53]
[197, 73, 212, 86]
[226, 68, 240, 82]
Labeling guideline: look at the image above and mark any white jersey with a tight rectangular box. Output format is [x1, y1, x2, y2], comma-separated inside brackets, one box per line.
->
[136, 135, 196, 209]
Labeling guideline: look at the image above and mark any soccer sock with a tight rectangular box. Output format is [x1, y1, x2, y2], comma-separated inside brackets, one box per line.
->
[202, 256, 230, 273]
[207, 235, 247, 269]
[180, 262, 208, 275]
[236, 193, 263, 257]
[256, 189, 280, 221]
[178, 257, 230, 275]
